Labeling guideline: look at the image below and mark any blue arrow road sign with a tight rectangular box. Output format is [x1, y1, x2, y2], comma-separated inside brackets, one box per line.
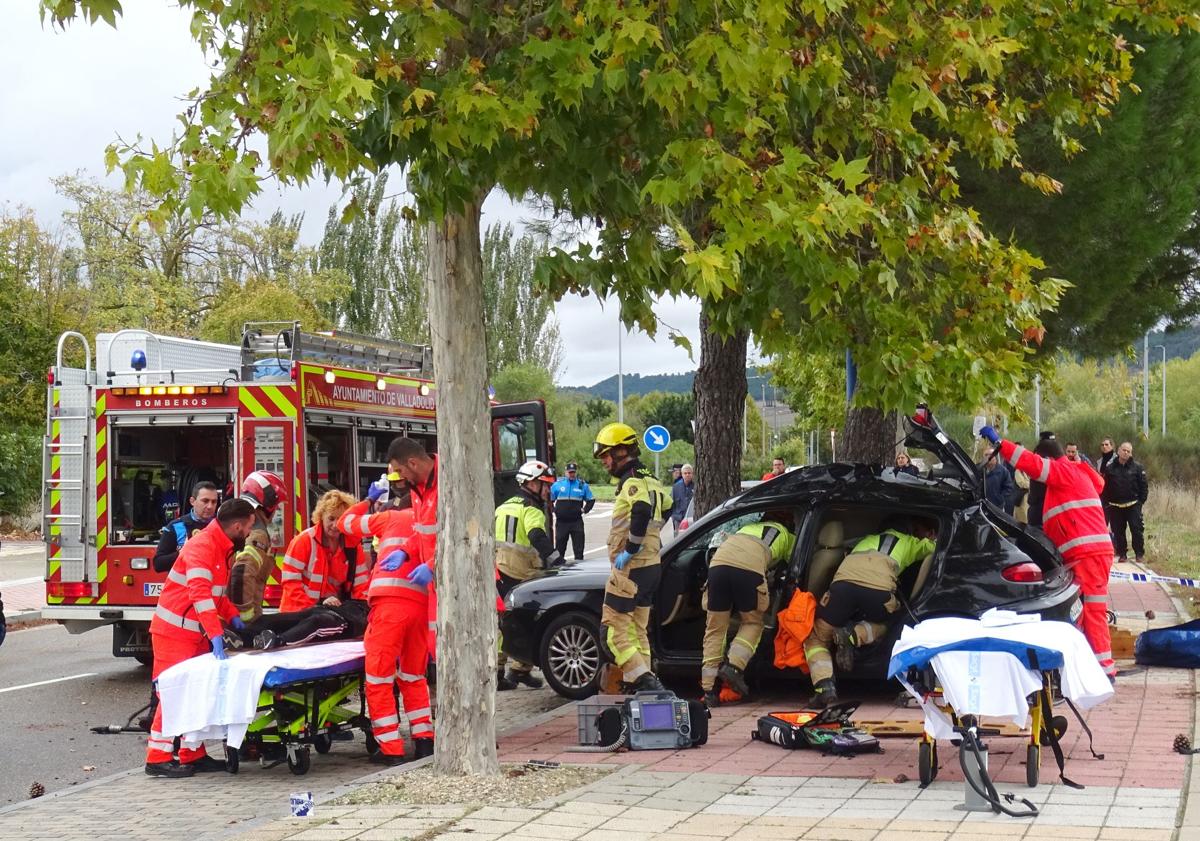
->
[643, 425, 671, 453]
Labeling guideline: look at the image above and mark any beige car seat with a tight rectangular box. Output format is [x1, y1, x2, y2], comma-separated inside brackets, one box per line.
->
[805, 520, 845, 598]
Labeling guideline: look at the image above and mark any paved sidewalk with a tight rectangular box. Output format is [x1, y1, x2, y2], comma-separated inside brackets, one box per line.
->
[2, 578, 45, 621]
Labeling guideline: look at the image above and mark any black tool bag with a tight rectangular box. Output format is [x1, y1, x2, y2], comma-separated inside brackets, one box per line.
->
[751, 702, 880, 754]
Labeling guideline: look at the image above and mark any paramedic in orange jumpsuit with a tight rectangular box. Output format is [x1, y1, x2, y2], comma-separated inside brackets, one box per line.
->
[338, 459, 433, 765]
[145, 498, 257, 777]
[982, 426, 1118, 680]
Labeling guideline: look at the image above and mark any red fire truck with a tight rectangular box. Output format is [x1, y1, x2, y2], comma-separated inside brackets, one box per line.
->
[43, 322, 552, 663]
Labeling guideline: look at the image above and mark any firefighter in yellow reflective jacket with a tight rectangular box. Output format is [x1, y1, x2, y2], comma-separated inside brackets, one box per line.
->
[702, 517, 796, 706]
[593, 423, 672, 691]
[495, 460, 560, 690]
[803, 516, 937, 707]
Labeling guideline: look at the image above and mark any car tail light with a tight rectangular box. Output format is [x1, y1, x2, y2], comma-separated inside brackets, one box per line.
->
[263, 584, 283, 604]
[1001, 562, 1043, 583]
[48, 581, 90, 598]
[679, 519, 691, 532]
[912, 403, 931, 427]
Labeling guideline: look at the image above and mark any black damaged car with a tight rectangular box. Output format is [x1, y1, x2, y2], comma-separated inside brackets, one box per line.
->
[500, 406, 1082, 699]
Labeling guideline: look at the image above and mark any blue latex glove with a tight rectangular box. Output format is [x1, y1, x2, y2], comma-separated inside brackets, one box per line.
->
[211, 635, 227, 660]
[367, 476, 390, 502]
[407, 563, 434, 587]
[379, 549, 408, 571]
[231, 616, 246, 632]
[979, 425, 1001, 446]
[614, 550, 633, 571]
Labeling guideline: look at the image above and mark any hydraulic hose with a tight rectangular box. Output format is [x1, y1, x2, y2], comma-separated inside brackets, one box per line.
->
[957, 728, 1039, 818]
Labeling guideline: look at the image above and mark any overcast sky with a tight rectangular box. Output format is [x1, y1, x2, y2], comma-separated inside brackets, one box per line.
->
[0, 2, 712, 386]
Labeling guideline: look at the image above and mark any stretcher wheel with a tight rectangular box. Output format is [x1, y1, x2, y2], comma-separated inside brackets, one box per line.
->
[918, 741, 938, 786]
[363, 729, 380, 756]
[313, 733, 332, 754]
[288, 746, 311, 776]
[225, 745, 239, 775]
[1026, 743, 1040, 787]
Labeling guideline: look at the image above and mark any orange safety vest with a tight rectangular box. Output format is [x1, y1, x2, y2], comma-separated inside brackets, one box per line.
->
[279, 524, 367, 612]
[150, 519, 238, 642]
[773, 589, 817, 672]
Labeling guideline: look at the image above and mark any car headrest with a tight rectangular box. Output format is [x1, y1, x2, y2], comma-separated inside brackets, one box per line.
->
[817, 521, 844, 548]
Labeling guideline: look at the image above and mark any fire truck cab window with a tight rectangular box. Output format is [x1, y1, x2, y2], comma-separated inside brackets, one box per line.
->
[110, 424, 231, 545]
[493, 415, 536, 472]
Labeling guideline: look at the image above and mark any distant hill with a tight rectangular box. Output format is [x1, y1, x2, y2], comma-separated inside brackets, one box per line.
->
[1151, 322, 1200, 362]
[567, 368, 774, 400]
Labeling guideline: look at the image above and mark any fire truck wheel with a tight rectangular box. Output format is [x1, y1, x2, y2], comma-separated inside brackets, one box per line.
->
[288, 746, 311, 776]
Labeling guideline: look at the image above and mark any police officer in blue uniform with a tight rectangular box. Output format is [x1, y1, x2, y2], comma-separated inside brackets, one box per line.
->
[152, 481, 220, 572]
[550, 462, 595, 562]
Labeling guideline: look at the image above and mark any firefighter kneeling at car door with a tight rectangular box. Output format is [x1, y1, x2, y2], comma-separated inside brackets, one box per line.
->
[495, 460, 561, 691]
[702, 516, 796, 707]
[145, 498, 257, 778]
[593, 423, 672, 692]
[803, 517, 937, 708]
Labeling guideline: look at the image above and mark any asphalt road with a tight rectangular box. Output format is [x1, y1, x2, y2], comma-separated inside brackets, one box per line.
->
[0, 622, 152, 806]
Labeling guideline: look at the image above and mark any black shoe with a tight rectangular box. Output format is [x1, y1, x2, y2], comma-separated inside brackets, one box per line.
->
[413, 738, 434, 759]
[507, 670, 544, 689]
[145, 761, 195, 778]
[370, 751, 414, 766]
[496, 669, 517, 691]
[253, 629, 282, 651]
[185, 755, 230, 774]
[632, 672, 665, 692]
[703, 690, 720, 708]
[806, 678, 839, 709]
[718, 663, 749, 698]
[833, 626, 856, 673]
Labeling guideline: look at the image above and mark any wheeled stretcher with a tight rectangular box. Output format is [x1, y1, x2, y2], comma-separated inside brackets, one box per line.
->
[158, 640, 381, 776]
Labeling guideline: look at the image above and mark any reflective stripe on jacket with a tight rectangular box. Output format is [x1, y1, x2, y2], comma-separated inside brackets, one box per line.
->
[279, 524, 365, 612]
[710, 520, 796, 576]
[150, 519, 238, 642]
[338, 500, 424, 604]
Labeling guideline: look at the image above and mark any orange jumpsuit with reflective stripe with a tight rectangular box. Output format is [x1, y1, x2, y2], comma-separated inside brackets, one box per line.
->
[146, 519, 239, 764]
[279, 524, 365, 612]
[338, 501, 431, 756]
[999, 440, 1116, 676]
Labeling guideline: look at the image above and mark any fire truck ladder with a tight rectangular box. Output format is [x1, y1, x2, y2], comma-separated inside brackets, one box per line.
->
[240, 321, 434, 379]
[44, 332, 95, 584]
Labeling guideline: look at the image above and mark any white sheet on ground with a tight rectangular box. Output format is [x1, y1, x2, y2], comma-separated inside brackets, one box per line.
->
[157, 640, 365, 748]
[890, 617, 1113, 740]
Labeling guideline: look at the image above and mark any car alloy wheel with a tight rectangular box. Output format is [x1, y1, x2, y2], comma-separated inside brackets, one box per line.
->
[539, 611, 602, 699]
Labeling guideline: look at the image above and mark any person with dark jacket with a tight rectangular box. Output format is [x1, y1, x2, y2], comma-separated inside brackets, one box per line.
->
[550, 463, 595, 561]
[670, 464, 695, 533]
[1097, 438, 1117, 475]
[1102, 441, 1149, 561]
[152, 482, 220, 573]
[984, 454, 1015, 513]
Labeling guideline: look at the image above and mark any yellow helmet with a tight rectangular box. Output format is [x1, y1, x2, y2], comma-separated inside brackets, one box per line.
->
[593, 422, 638, 458]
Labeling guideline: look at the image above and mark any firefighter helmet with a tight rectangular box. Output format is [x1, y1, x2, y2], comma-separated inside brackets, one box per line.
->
[240, 470, 286, 516]
[516, 460, 554, 486]
[593, 422, 638, 458]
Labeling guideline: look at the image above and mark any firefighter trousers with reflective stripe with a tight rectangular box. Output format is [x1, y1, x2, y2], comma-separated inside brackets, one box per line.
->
[601, 563, 661, 682]
[701, 566, 768, 691]
[364, 597, 433, 756]
[146, 632, 212, 764]
[1070, 550, 1116, 677]
[804, 583, 893, 686]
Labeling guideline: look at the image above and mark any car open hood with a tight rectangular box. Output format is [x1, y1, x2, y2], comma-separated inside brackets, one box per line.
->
[904, 404, 984, 499]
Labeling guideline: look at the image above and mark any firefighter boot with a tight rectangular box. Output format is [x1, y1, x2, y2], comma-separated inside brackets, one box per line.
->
[832, 626, 856, 673]
[806, 678, 839, 709]
[496, 669, 518, 691]
[506, 670, 544, 689]
[718, 663, 750, 698]
[145, 760, 196, 779]
[703, 690, 720, 708]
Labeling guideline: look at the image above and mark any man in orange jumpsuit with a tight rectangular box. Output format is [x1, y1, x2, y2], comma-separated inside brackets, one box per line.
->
[981, 426, 1117, 680]
[338, 444, 436, 766]
[145, 498, 257, 777]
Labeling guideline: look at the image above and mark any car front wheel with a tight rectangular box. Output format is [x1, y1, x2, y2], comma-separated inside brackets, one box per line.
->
[538, 611, 604, 700]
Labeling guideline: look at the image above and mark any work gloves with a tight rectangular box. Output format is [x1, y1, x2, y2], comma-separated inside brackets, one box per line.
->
[379, 549, 407, 572]
[614, 550, 633, 571]
[211, 635, 227, 660]
[979, 425, 1001, 446]
[367, 475, 390, 503]
[230, 616, 246, 632]
[407, 563, 434, 587]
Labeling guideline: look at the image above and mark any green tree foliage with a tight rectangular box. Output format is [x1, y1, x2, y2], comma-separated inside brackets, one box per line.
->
[633, 391, 695, 444]
[961, 34, 1200, 356]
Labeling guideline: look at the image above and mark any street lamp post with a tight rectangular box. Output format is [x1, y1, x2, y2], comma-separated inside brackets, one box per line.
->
[617, 317, 624, 424]
[1142, 332, 1150, 438]
[1156, 344, 1167, 437]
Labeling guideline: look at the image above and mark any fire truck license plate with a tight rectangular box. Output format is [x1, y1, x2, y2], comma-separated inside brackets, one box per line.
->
[144, 583, 163, 597]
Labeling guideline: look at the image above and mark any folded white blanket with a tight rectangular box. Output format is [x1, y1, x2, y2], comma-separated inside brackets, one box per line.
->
[157, 641, 365, 748]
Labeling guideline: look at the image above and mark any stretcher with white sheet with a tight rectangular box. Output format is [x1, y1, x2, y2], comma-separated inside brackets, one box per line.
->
[156, 640, 380, 775]
[888, 611, 1113, 787]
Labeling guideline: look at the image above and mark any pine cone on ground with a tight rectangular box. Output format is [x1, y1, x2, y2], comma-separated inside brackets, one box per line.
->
[29, 782, 45, 799]
[1174, 733, 1192, 754]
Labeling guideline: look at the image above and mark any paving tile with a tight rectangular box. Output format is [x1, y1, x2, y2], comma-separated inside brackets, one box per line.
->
[701, 803, 770, 816]
[434, 834, 503, 841]
[452, 818, 525, 834]
[470, 807, 546, 823]
[726, 823, 809, 841]
[520, 822, 588, 840]
[572, 793, 648, 807]
[803, 828, 878, 841]
[600, 817, 685, 834]
[1023, 828, 1101, 839]
[873, 831, 950, 841]
[1096, 830, 1175, 840]
[1099, 817, 1177, 830]
[532, 810, 610, 828]
[578, 830, 656, 841]
[715, 794, 784, 808]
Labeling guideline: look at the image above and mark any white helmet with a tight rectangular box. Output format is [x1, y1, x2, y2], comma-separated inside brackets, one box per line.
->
[516, 460, 554, 486]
